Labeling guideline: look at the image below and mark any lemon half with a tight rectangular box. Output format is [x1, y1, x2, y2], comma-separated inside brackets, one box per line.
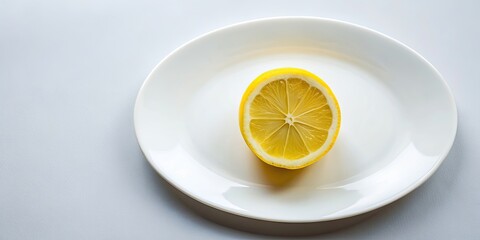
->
[239, 68, 341, 169]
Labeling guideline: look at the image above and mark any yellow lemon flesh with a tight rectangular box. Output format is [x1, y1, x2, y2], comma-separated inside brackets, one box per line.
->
[239, 68, 341, 169]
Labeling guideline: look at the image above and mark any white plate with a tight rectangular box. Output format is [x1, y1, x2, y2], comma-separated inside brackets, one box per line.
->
[134, 17, 457, 223]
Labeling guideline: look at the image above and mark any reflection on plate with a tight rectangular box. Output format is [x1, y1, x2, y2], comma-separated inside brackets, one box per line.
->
[134, 17, 457, 222]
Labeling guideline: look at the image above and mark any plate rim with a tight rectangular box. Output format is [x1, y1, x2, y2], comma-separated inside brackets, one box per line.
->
[134, 16, 458, 223]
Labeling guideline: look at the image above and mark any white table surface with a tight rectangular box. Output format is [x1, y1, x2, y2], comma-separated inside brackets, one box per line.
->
[1, 0, 479, 239]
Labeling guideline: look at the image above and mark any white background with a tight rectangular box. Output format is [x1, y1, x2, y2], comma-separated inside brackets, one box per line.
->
[1, 0, 479, 239]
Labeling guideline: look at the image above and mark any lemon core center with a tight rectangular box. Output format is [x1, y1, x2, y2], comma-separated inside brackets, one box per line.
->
[285, 114, 295, 125]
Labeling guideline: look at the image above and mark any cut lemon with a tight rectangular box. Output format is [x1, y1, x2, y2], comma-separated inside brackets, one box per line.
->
[239, 68, 341, 169]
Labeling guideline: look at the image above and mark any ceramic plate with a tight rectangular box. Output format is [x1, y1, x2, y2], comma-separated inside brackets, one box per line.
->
[134, 17, 457, 222]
